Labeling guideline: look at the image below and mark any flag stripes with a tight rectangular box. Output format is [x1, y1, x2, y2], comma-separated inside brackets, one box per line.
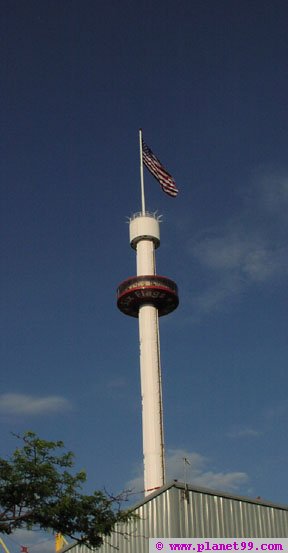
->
[142, 140, 179, 197]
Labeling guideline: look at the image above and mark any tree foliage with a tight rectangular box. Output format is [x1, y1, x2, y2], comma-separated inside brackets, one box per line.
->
[0, 432, 130, 548]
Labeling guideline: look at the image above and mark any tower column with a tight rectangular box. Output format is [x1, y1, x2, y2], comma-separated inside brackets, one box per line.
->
[117, 212, 179, 496]
[139, 304, 165, 493]
[136, 240, 156, 275]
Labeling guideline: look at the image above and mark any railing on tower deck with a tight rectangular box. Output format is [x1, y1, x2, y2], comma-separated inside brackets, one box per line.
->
[117, 275, 178, 297]
[129, 211, 162, 222]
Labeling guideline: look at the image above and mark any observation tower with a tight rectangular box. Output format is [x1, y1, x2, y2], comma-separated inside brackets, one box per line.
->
[117, 131, 179, 496]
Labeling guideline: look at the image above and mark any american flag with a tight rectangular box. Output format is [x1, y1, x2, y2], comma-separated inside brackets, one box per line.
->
[142, 140, 179, 197]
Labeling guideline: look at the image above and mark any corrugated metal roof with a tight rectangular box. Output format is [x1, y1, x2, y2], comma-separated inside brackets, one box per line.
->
[64, 482, 288, 553]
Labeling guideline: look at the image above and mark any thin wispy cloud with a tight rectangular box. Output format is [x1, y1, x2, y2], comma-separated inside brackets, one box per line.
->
[227, 403, 288, 439]
[263, 401, 288, 422]
[252, 171, 288, 216]
[127, 448, 248, 494]
[188, 170, 288, 316]
[106, 377, 128, 389]
[192, 232, 282, 281]
[0, 393, 72, 416]
[227, 427, 262, 439]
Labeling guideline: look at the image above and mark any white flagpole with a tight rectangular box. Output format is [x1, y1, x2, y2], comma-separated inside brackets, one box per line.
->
[139, 128, 146, 215]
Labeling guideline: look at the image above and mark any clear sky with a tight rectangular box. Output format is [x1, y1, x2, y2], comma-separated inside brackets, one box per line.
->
[1, 1, 288, 551]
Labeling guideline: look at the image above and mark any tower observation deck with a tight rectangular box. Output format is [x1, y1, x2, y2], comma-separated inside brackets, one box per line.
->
[117, 212, 179, 495]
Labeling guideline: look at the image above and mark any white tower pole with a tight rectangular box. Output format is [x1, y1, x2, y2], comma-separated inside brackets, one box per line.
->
[134, 219, 165, 494]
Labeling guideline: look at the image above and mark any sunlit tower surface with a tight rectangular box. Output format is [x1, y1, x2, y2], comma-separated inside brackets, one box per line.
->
[117, 132, 179, 495]
[117, 213, 178, 495]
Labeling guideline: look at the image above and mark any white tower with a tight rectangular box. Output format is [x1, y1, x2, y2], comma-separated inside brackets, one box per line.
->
[117, 212, 179, 495]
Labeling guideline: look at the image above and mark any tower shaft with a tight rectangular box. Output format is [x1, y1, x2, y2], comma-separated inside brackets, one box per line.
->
[139, 304, 165, 493]
[135, 222, 165, 494]
[117, 213, 178, 496]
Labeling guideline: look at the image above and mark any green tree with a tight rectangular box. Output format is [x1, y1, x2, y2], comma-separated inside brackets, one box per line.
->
[0, 432, 130, 549]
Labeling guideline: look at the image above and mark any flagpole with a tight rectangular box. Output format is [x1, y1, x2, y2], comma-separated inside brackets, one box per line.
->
[139, 128, 146, 215]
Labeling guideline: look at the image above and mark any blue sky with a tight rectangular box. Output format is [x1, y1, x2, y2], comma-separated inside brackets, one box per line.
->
[1, 1, 288, 550]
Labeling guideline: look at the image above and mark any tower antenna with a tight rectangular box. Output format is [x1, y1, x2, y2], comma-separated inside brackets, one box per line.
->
[139, 128, 146, 215]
